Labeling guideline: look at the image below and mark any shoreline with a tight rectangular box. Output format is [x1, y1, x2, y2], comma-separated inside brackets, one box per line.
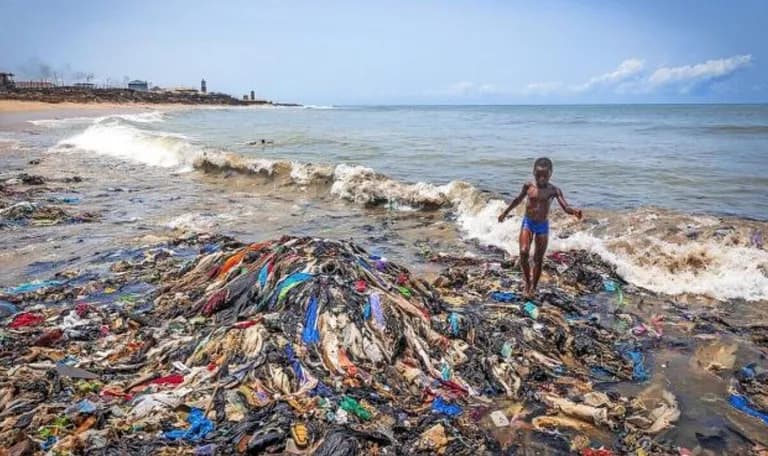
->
[0, 99, 279, 114]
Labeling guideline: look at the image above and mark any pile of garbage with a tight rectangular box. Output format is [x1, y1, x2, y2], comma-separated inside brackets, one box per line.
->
[0, 173, 97, 229]
[0, 234, 687, 454]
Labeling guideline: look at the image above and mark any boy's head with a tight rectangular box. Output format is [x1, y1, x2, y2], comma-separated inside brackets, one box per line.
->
[533, 157, 553, 186]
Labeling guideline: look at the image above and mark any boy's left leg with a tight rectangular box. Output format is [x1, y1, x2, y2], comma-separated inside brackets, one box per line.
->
[531, 233, 549, 295]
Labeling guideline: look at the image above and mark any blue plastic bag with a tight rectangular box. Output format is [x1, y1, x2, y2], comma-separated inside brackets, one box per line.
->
[163, 408, 214, 442]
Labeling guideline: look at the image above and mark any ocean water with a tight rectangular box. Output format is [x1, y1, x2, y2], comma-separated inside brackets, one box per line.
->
[6, 104, 768, 301]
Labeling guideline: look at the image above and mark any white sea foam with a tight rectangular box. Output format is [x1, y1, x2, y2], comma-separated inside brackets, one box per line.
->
[55, 120, 199, 169]
[166, 212, 234, 232]
[30, 111, 166, 128]
[454, 197, 768, 301]
[52, 117, 768, 301]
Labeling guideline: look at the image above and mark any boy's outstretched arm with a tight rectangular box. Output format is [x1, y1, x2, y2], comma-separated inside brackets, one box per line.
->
[498, 183, 530, 223]
[556, 187, 583, 219]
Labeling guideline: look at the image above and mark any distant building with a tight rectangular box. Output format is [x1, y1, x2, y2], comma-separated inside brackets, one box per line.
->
[243, 95, 248, 101]
[170, 87, 198, 95]
[73, 82, 96, 89]
[0, 72, 14, 89]
[128, 80, 149, 91]
[201, 79, 207, 94]
[250, 90, 255, 101]
[15, 81, 55, 89]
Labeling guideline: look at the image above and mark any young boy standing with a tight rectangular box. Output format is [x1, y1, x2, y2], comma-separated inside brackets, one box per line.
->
[498, 157, 582, 298]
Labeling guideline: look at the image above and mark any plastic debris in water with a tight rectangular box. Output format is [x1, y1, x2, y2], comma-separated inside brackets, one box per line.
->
[603, 279, 617, 292]
[524, 301, 539, 319]
[728, 394, 768, 424]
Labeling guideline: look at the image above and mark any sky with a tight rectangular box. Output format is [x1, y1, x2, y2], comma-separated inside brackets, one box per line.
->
[1, 0, 766, 105]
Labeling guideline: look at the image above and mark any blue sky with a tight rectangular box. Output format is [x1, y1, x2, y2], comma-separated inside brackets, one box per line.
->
[1, 0, 766, 105]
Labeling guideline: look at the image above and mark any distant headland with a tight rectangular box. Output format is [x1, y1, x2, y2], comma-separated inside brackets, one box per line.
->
[0, 73, 300, 107]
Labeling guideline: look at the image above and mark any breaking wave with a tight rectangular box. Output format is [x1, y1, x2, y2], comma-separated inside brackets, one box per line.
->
[55, 119, 768, 301]
[30, 110, 166, 128]
[54, 118, 200, 169]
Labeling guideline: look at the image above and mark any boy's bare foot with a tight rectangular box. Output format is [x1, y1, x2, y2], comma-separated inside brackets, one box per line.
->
[522, 285, 533, 299]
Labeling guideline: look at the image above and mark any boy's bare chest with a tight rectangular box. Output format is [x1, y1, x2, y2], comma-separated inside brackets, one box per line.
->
[526, 186, 555, 204]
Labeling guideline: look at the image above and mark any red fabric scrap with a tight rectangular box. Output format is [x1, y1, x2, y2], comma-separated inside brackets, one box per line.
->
[9, 312, 45, 328]
[581, 449, 614, 456]
[234, 319, 260, 329]
[148, 374, 184, 387]
[33, 328, 63, 347]
[396, 273, 409, 285]
[75, 303, 91, 318]
[354, 280, 367, 293]
[202, 289, 228, 316]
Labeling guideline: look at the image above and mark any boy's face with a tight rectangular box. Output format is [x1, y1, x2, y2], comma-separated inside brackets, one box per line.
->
[534, 166, 551, 187]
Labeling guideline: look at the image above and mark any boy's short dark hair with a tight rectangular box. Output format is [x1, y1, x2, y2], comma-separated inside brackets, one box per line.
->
[534, 157, 553, 171]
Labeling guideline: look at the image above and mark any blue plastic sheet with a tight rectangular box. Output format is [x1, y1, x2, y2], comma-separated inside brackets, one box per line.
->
[624, 350, 649, 381]
[729, 394, 768, 425]
[302, 296, 320, 344]
[432, 396, 462, 417]
[490, 291, 516, 303]
[448, 312, 460, 336]
[163, 408, 214, 442]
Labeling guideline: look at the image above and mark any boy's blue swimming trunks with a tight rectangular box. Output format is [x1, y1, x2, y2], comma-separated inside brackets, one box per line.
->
[521, 216, 549, 235]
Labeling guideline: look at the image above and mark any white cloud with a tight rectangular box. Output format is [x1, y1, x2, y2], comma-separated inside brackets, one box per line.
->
[429, 81, 502, 97]
[573, 58, 645, 92]
[522, 81, 565, 96]
[520, 54, 752, 97]
[647, 54, 752, 91]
